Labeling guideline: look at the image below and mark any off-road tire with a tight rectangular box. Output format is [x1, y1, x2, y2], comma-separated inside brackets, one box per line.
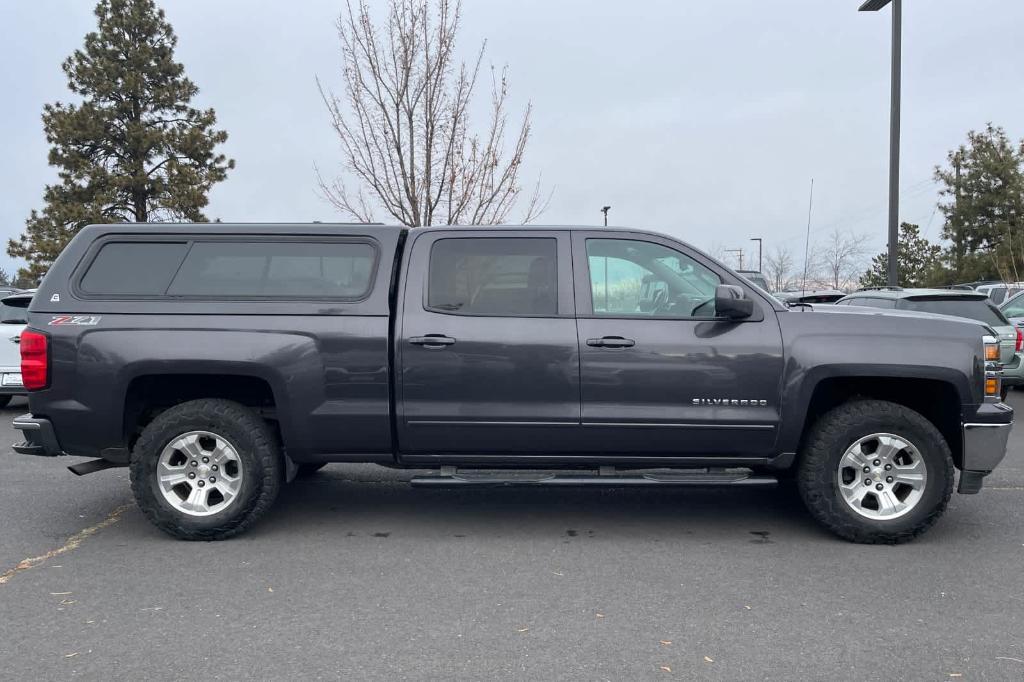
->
[797, 399, 954, 544]
[130, 399, 282, 540]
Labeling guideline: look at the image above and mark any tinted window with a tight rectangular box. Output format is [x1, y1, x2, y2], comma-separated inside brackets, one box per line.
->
[586, 239, 721, 318]
[900, 298, 1009, 326]
[846, 297, 896, 309]
[0, 302, 27, 324]
[80, 242, 189, 295]
[168, 241, 376, 298]
[427, 238, 557, 316]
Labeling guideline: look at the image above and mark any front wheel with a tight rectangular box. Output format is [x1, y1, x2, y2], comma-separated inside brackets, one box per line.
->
[130, 399, 283, 540]
[797, 400, 953, 544]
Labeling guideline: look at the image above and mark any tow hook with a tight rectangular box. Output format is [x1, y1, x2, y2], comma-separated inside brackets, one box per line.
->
[67, 459, 124, 476]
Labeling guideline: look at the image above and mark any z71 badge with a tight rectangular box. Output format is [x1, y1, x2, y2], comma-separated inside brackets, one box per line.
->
[49, 315, 101, 326]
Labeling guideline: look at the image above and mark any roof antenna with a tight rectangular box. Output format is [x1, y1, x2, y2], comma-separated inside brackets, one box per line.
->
[801, 178, 815, 298]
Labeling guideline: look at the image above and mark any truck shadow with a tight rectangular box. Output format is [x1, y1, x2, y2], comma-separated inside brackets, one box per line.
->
[262, 467, 823, 541]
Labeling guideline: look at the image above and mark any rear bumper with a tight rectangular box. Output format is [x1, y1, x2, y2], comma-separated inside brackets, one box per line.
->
[12, 414, 64, 457]
[958, 402, 1013, 493]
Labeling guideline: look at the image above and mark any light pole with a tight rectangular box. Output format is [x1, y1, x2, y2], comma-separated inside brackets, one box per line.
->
[860, 0, 901, 287]
[750, 237, 763, 272]
[601, 205, 611, 227]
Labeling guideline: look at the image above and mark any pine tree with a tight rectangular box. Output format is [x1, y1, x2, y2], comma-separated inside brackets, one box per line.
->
[934, 123, 1024, 281]
[860, 223, 944, 288]
[8, 0, 234, 281]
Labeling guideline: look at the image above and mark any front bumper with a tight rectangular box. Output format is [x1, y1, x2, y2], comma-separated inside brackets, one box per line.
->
[12, 414, 64, 457]
[959, 402, 1013, 493]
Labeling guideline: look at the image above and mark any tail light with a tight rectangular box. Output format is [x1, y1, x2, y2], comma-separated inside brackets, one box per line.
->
[20, 330, 49, 391]
[1016, 327, 1022, 352]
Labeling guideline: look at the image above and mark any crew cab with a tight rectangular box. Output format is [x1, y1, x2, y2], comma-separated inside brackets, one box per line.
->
[12, 224, 1013, 543]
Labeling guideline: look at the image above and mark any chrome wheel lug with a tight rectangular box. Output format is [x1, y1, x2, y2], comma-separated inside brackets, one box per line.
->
[863, 466, 870, 473]
[875, 483, 884, 491]
[188, 472, 196, 479]
[864, 479, 872, 486]
[212, 464, 219, 471]
[873, 459, 881, 466]
[202, 457, 209, 463]
[209, 477, 216, 483]
[197, 480, 205, 488]
[191, 461, 198, 467]
[884, 464, 892, 471]
[886, 476, 893, 483]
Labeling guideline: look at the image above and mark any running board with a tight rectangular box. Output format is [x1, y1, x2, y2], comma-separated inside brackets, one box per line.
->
[67, 458, 123, 476]
[409, 469, 777, 489]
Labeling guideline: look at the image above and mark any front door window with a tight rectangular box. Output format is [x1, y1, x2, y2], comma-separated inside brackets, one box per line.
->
[586, 239, 721, 318]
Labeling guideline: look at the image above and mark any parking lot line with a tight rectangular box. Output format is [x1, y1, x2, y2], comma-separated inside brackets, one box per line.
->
[0, 504, 129, 585]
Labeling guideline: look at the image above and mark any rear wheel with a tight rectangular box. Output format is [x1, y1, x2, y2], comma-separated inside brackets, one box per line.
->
[130, 399, 282, 540]
[797, 400, 953, 544]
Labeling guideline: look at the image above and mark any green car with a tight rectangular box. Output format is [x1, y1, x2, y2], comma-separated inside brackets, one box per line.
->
[999, 291, 1024, 392]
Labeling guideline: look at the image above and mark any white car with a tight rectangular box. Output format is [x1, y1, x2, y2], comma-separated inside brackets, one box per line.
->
[0, 291, 32, 407]
[976, 282, 1024, 305]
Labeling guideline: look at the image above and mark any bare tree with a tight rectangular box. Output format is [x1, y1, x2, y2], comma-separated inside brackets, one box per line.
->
[764, 246, 795, 292]
[705, 241, 729, 262]
[816, 228, 868, 290]
[318, 0, 548, 226]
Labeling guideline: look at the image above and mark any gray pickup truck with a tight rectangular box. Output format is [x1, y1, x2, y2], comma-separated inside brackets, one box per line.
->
[12, 224, 1013, 543]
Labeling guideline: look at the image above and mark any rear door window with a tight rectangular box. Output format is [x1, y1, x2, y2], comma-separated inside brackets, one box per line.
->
[427, 237, 558, 316]
[167, 241, 376, 299]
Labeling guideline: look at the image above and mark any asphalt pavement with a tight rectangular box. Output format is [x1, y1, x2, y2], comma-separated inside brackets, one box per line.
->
[2, 394, 1023, 680]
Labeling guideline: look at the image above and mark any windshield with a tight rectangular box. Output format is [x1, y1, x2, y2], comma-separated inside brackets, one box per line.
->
[0, 302, 27, 324]
[901, 298, 1009, 326]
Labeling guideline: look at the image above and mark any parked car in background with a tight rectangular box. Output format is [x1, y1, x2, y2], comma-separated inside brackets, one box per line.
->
[737, 270, 771, 292]
[976, 282, 1024, 305]
[774, 289, 846, 305]
[998, 291, 1024, 392]
[837, 287, 1020, 397]
[0, 291, 32, 407]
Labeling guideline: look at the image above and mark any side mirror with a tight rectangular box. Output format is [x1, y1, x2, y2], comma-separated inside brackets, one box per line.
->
[715, 284, 753, 320]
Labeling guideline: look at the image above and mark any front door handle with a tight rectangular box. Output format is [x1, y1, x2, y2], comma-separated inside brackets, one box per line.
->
[586, 336, 635, 348]
[409, 334, 456, 349]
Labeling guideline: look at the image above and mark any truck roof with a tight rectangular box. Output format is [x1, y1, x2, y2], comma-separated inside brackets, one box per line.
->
[76, 222, 673, 236]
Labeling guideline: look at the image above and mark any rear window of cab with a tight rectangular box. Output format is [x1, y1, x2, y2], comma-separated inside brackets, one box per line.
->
[77, 239, 378, 300]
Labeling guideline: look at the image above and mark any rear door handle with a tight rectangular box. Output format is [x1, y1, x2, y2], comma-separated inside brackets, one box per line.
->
[586, 336, 635, 348]
[409, 335, 456, 349]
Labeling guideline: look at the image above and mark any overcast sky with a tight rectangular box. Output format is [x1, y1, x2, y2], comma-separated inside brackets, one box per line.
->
[2, 0, 1022, 276]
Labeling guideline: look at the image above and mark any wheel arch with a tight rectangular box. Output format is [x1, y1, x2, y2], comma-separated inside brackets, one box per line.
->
[123, 371, 288, 454]
[779, 367, 969, 470]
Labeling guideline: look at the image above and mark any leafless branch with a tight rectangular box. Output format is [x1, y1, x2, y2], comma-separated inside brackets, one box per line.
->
[319, 0, 546, 226]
